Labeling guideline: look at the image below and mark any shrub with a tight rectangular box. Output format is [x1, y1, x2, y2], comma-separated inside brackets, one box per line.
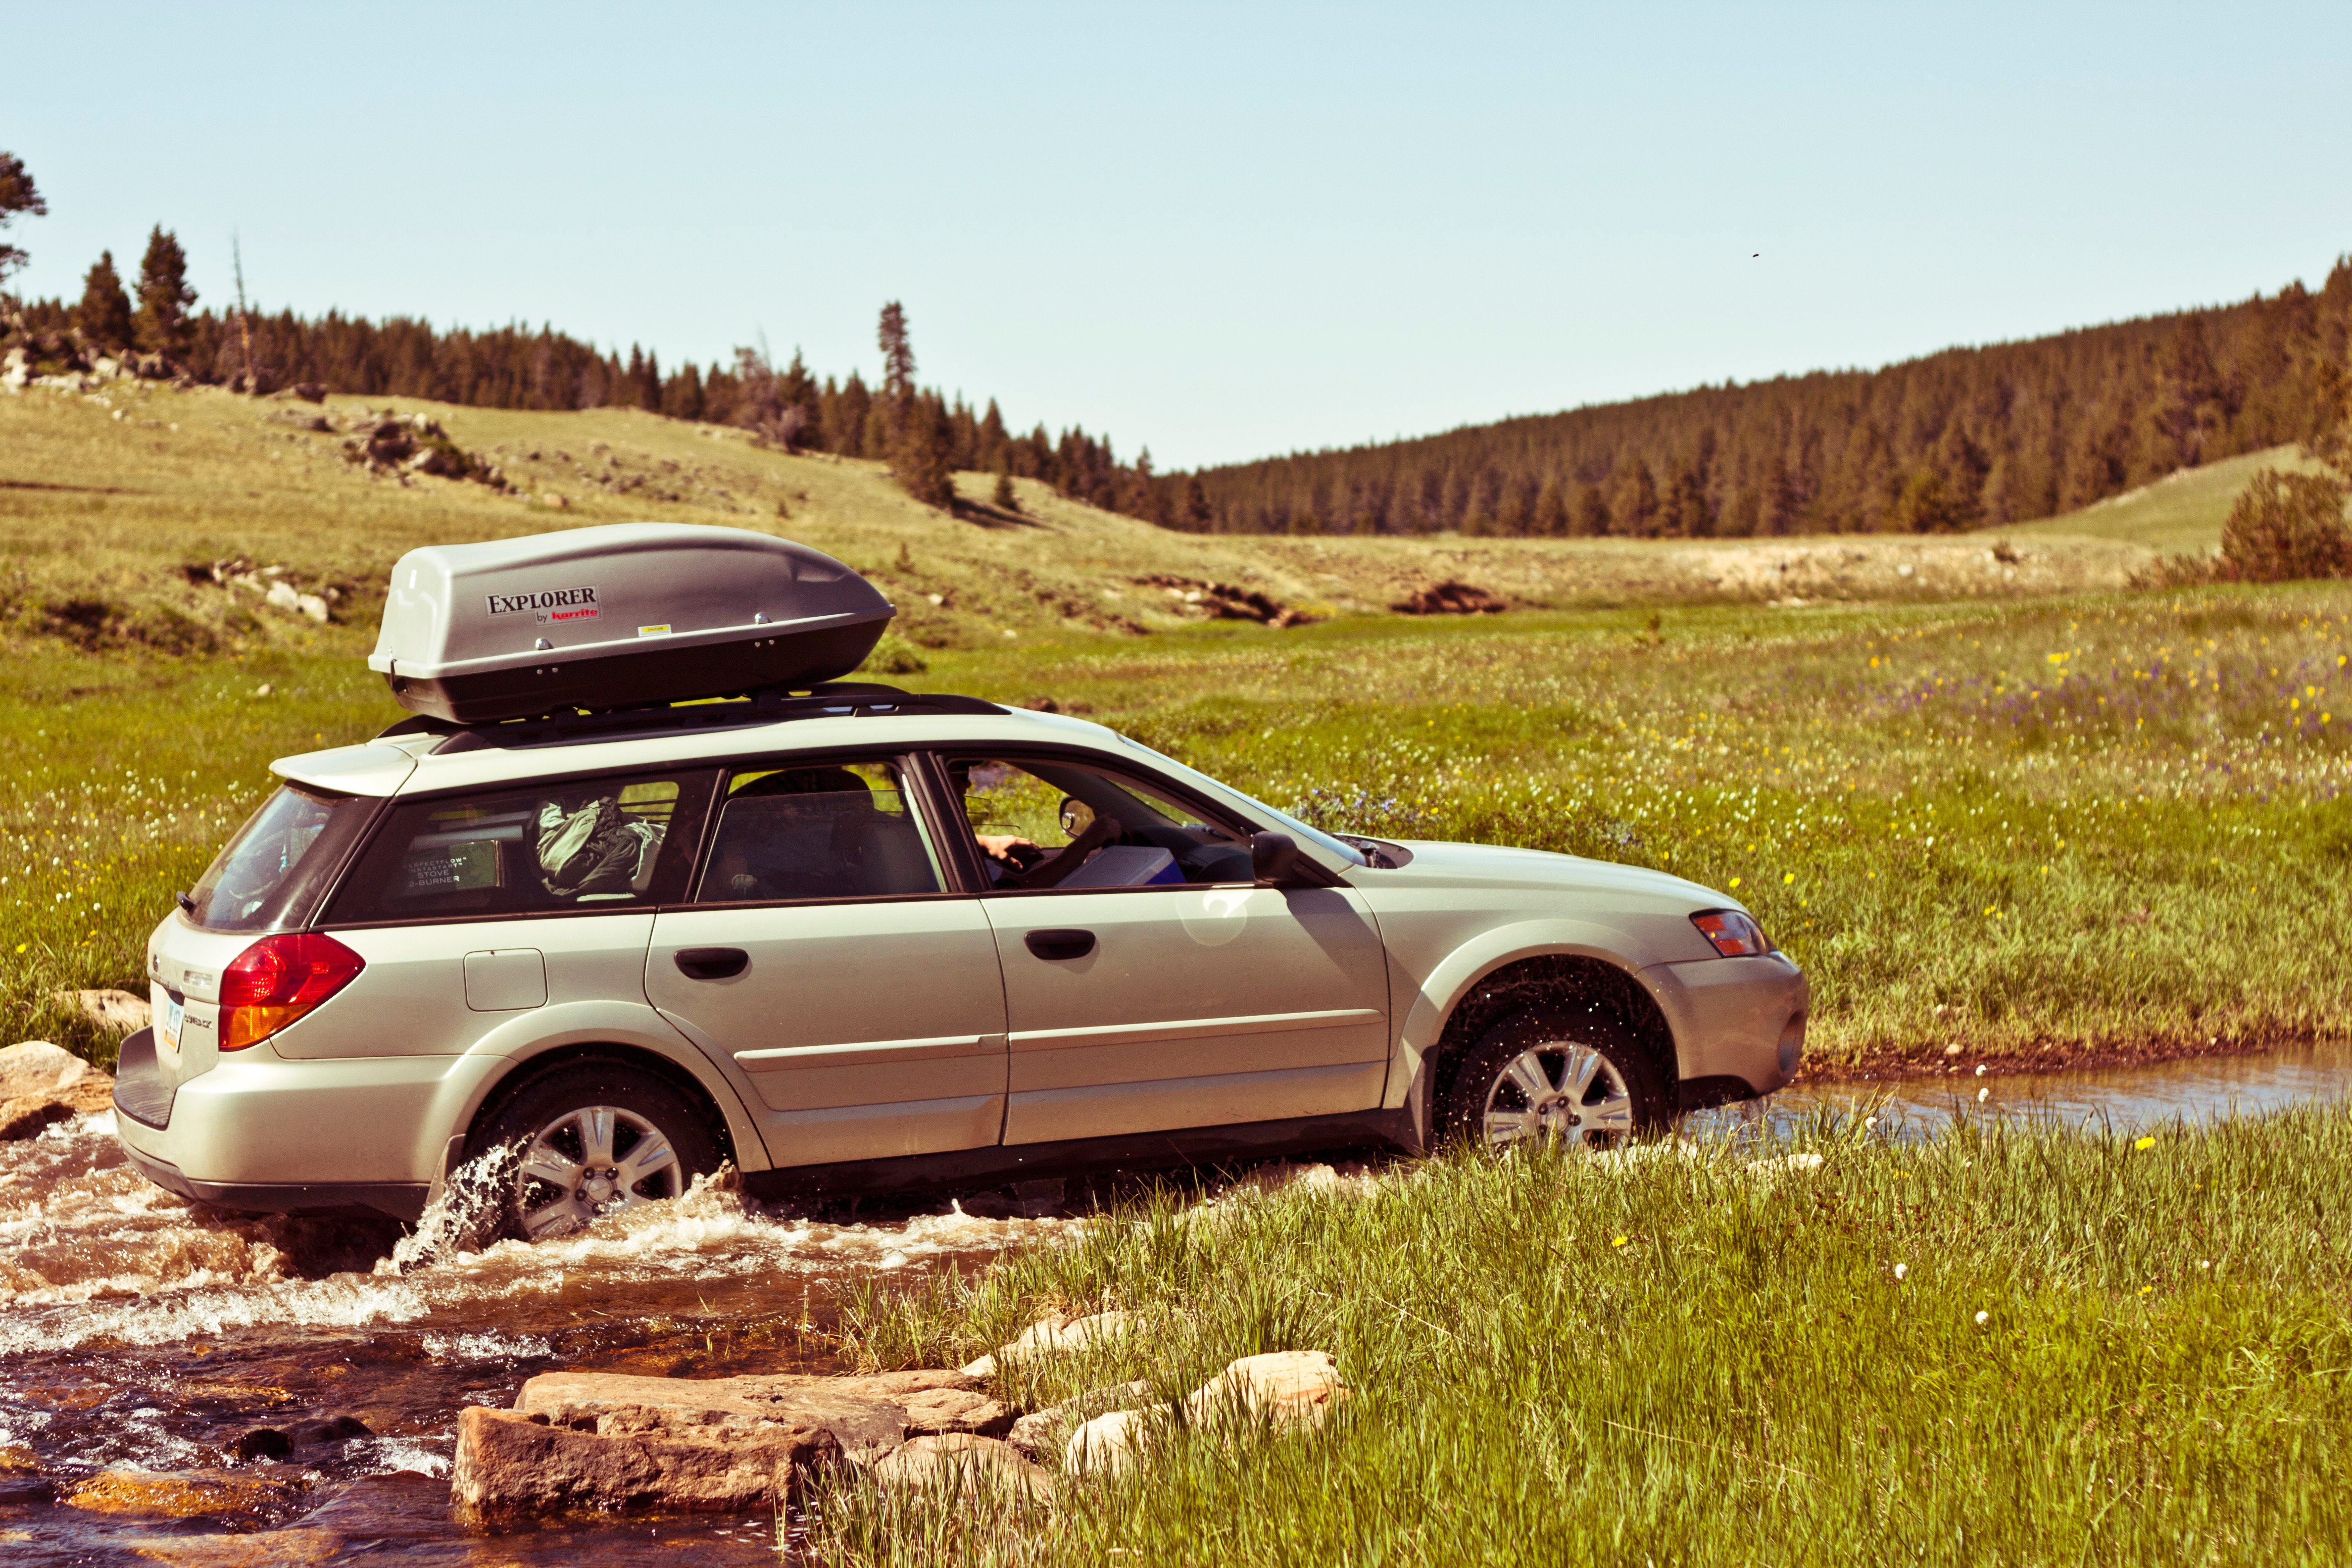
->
[858, 633, 929, 677]
[2220, 468, 2352, 582]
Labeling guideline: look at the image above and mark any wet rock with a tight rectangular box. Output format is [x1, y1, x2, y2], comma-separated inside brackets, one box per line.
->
[63, 1468, 306, 1521]
[287, 1414, 372, 1447]
[233, 1427, 293, 1461]
[1007, 1378, 1152, 1460]
[960, 1310, 1133, 1379]
[453, 1405, 826, 1518]
[1183, 1349, 1348, 1430]
[454, 1367, 989, 1517]
[0, 1095, 74, 1141]
[0, 1442, 51, 1501]
[118, 1526, 343, 1567]
[871, 1433, 1052, 1501]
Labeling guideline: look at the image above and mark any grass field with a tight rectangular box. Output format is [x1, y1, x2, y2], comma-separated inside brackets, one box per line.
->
[2, 382, 2348, 1073]
[810, 1103, 2352, 1566]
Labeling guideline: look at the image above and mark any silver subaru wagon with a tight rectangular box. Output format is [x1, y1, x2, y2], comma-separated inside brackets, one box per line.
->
[114, 688, 1807, 1240]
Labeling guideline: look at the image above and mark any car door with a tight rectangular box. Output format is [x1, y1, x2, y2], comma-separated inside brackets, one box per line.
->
[935, 751, 1391, 1146]
[643, 755, 1010, 1167]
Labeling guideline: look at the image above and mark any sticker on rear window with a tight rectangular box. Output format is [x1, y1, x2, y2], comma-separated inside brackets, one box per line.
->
[487, 587, 600, 625]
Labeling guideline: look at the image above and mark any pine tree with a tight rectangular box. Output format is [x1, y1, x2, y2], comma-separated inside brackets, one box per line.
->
[133, 226, 196, 359]
[75, 251, 135, 351]
[1572, 485, 1611, 537]
[878, 301, 915, 402]
[1533, 477, 1569, 537]
[993, 469, 1020, 513]
[0, 150, 43, 286]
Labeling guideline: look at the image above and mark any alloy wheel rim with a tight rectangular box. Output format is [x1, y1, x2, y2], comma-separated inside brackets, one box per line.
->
[514, 1104, 683, 1238]
[1480, 1041, 1635, 1150]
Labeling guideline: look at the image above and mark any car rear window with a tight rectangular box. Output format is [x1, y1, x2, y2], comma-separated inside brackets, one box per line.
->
[188, 785, 375, 932]
[323, 771, 711, 924]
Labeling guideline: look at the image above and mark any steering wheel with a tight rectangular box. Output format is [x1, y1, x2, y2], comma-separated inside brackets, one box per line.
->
[1000, 815, 1124, 890]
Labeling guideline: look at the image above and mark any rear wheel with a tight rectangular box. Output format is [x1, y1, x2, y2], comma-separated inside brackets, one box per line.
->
[475, 1065, 719, 1240]
[1439, 1008, 1668, 1152]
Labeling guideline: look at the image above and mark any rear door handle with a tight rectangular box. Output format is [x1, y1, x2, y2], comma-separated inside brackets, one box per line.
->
[1024, 929, 1096, 961]
[674, 947, 749, 980]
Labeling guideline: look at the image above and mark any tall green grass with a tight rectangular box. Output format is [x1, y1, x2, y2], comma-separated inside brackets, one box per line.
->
[811, 1104, 2352, 1566]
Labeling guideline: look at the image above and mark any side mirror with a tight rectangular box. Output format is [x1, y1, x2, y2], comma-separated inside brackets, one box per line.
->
[1251, 831, 1303, 884]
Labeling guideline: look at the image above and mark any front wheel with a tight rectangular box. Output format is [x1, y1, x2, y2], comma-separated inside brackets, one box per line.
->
[1438, 1009, 1668, 1152]
[474, 1064, 720, 1240]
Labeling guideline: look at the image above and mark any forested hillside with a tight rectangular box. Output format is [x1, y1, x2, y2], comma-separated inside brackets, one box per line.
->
[1180, 259, 2352, 539]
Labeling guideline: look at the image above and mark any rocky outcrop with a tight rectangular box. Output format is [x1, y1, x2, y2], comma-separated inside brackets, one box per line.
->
[451, 1367, 1010, 1519]
[451, 1344, 1344, 1517]
[1391, 579, 1506, 615]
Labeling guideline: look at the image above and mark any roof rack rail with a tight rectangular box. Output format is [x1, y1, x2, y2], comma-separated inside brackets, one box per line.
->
[372, 683, 1007, 755]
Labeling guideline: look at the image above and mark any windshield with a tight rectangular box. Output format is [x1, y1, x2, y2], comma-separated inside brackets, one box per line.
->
[1114, 736, 1368, 869]
[188, 785, 372, 931]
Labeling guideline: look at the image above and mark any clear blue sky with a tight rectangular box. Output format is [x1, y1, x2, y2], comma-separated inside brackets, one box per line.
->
[7, 2, 2350, 469]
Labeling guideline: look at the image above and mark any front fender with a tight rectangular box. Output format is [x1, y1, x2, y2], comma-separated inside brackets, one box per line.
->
[1384, 920, 1666, 1115]
[452, 999, 771, 1173]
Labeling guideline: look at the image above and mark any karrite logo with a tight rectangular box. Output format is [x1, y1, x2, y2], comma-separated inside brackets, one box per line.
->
[486, 586, 601, 625]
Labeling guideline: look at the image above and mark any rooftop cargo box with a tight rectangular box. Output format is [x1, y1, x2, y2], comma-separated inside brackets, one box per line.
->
[369, 523, 895, 723]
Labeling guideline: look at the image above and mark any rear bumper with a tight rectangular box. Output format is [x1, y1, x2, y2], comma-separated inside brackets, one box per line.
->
[110, 1043, 500, 1200]
[118, 1141, 429, 1222]
[1644, 951, 1810, 1099]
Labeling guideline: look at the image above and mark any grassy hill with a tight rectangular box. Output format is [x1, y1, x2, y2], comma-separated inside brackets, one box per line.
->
[1, 380, 2160, 673]
[2001, 443, 2334, 552]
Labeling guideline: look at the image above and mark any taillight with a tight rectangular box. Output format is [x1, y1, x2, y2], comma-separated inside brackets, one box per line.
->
[1691, 909, 1771, 957]
[219, 932, 366, 1050]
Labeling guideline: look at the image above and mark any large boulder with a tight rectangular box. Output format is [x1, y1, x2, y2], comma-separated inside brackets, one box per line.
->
[69, 988, 151, 1033]
[452, 1367, 1008, 1519]
[1182, 1349, 1348, 1430]
[0, 1040, 116, 1124]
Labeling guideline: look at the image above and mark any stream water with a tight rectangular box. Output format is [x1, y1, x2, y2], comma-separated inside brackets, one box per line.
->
[5, 1045, 2349, 1565]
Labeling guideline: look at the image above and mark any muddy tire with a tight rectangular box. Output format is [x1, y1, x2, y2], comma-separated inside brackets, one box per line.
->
[1438, 1007, 1669, 1153]
[473, 1064, 720, 1241]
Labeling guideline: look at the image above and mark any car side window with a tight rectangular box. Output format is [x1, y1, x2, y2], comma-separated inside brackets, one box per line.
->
[943, 756, 1254, 892]
[694, 760, 943, 904]
[327, 772, 708, 923]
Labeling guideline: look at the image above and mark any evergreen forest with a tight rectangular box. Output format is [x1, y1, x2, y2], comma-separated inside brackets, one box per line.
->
[1181, 260, 2352, 538]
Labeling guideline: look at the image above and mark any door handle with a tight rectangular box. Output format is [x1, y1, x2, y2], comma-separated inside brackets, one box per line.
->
[674, 947, 749, 980]
[1024, 929, 1096, 961]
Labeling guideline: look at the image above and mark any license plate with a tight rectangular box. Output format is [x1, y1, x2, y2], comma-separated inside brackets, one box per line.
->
[159, 993, 185, 1052]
